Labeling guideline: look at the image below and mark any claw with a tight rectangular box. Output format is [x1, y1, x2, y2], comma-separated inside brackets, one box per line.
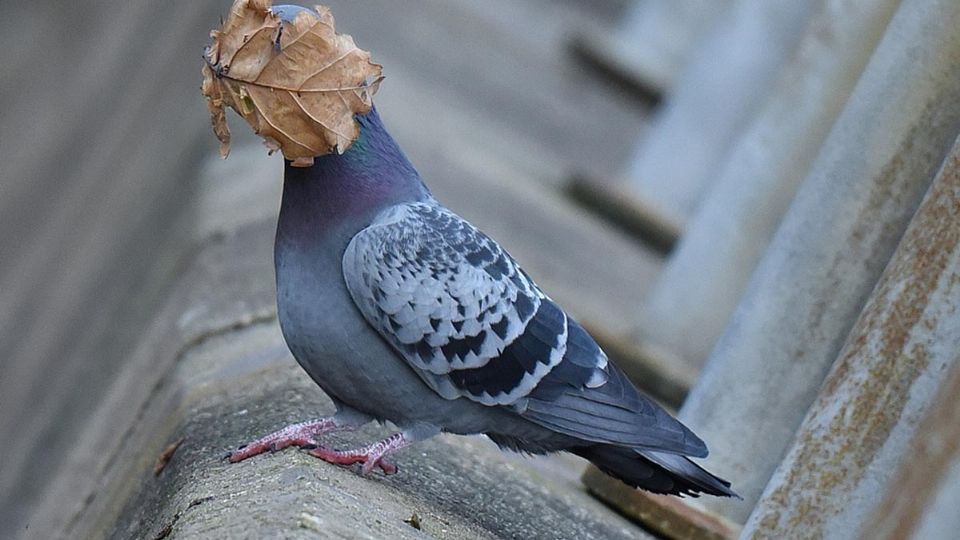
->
[364, 458, 397, 475]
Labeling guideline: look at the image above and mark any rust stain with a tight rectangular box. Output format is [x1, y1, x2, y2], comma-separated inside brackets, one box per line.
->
[797, 96, 951, 415]
[750, 142, 960, 537]
[859, 347, 960, 539]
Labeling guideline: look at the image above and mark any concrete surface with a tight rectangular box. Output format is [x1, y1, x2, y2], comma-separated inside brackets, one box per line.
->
[23, 216, 649, 539]
[571, 0, 732, 96]
[24, 218, 277, 539]
[0, 0, 657, 537]
[858, 341, 960, 540]
[0, 2, 231, 535]
[109, 324, 645, 540]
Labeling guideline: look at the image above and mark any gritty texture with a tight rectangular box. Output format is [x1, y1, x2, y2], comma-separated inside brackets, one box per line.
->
[25, 152, 668, 538]
[108, 323, 645, 540]
[859, 356, 960, 539]
[23, 219, 279, 539]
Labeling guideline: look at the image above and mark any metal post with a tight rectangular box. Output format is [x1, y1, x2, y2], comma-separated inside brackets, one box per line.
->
[625, 0, 819, 228]
[676, 0, 960, 522]
[741, 136, 960, 538]
[636, 0, 901, 369]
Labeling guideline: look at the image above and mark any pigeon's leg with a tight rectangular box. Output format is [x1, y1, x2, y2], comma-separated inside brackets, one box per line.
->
[228, 407, 372, 463]
[306, 424, 439, 475]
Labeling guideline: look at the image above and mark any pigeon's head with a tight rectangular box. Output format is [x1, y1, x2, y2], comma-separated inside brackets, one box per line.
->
[202, 1, 382, 166]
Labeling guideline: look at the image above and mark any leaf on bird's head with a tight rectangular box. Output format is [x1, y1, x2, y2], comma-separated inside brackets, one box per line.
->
[201, 1, 383, 166]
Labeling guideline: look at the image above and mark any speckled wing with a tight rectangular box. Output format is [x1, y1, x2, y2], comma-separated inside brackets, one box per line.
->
[342, 202, 602, 406]
[343, 201, 707, 456]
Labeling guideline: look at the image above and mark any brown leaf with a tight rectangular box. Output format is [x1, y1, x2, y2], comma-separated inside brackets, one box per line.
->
[201, 1, 382, 165]
[153, 437, 185, 476]
[404, 512, 422, 530]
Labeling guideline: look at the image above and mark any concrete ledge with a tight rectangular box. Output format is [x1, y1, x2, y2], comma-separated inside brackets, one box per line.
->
[110, 323, 644, 539]
[28, 218, 649, 539]
[25, 220, 277, 539]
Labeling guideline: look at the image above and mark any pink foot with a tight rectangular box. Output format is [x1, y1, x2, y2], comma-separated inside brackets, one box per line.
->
[228, 418, 343, 463]
[306, 432, 410, 475]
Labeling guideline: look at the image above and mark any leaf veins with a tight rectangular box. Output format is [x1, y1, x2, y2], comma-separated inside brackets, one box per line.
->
[201, 1, 383, 166]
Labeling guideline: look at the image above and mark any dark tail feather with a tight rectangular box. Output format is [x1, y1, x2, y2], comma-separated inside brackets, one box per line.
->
[574, 445, 738, 498]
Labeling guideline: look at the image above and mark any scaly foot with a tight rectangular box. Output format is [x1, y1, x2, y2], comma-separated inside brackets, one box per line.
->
[228, 418, 344, 463]
[305, 432, 410, 475]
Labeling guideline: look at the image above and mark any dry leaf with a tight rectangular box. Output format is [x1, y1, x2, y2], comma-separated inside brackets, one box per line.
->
[201, 1, 383, 166]
[404, 512, 422, 530]
[154, 437, 185, 476]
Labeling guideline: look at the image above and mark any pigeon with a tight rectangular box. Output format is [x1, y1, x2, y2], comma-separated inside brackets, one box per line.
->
[225, 106, 736, 498]
[227, 6, 735, 499]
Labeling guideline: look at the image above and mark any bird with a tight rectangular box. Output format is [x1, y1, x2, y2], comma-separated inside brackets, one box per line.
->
[227, 6, 735, 499]
[226, 107, 736, 498]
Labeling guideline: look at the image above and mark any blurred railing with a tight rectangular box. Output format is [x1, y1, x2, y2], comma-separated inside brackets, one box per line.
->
[574, 0, 960, 538]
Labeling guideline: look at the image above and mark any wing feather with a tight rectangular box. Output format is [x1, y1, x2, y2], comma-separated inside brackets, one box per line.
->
[342, 201, 704, 455]
[344, 202, 590, 405]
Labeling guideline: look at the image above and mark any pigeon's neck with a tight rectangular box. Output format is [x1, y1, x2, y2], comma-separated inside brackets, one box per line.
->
[277, 107, 429, 244]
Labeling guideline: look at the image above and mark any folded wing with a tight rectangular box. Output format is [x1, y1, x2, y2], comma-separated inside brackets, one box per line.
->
[343, 201, 705, 456]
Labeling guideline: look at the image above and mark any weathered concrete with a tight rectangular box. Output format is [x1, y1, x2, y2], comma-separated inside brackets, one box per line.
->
[570, 0, 733, 97]
[0, 2, 233, 536]
[23, 214, 648, 539]
[334, 0, 648, 182]
[107, 324, 644, 540]
[742, 136, 960, 538]
[24, 111, 671, 536]
[636, 0, 901, 369]
[3, 1, 656, 535]
[24, 219, 278, 540]
[624, 0, 819, 226]
[565, 173, 682, 254]
[676, 0, 960, 523]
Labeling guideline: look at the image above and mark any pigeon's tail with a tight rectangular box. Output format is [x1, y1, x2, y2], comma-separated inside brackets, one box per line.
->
[574, 444, 738, 498]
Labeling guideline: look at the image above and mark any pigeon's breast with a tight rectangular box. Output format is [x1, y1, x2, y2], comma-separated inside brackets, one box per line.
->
[274, 237, 504, 433]
[274, 237, 384, 401]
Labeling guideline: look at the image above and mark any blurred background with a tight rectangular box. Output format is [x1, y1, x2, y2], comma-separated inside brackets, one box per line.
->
[2, 0, 958, 539]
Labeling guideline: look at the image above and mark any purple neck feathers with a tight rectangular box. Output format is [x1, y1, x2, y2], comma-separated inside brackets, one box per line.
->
[277, 107, 429, 243]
